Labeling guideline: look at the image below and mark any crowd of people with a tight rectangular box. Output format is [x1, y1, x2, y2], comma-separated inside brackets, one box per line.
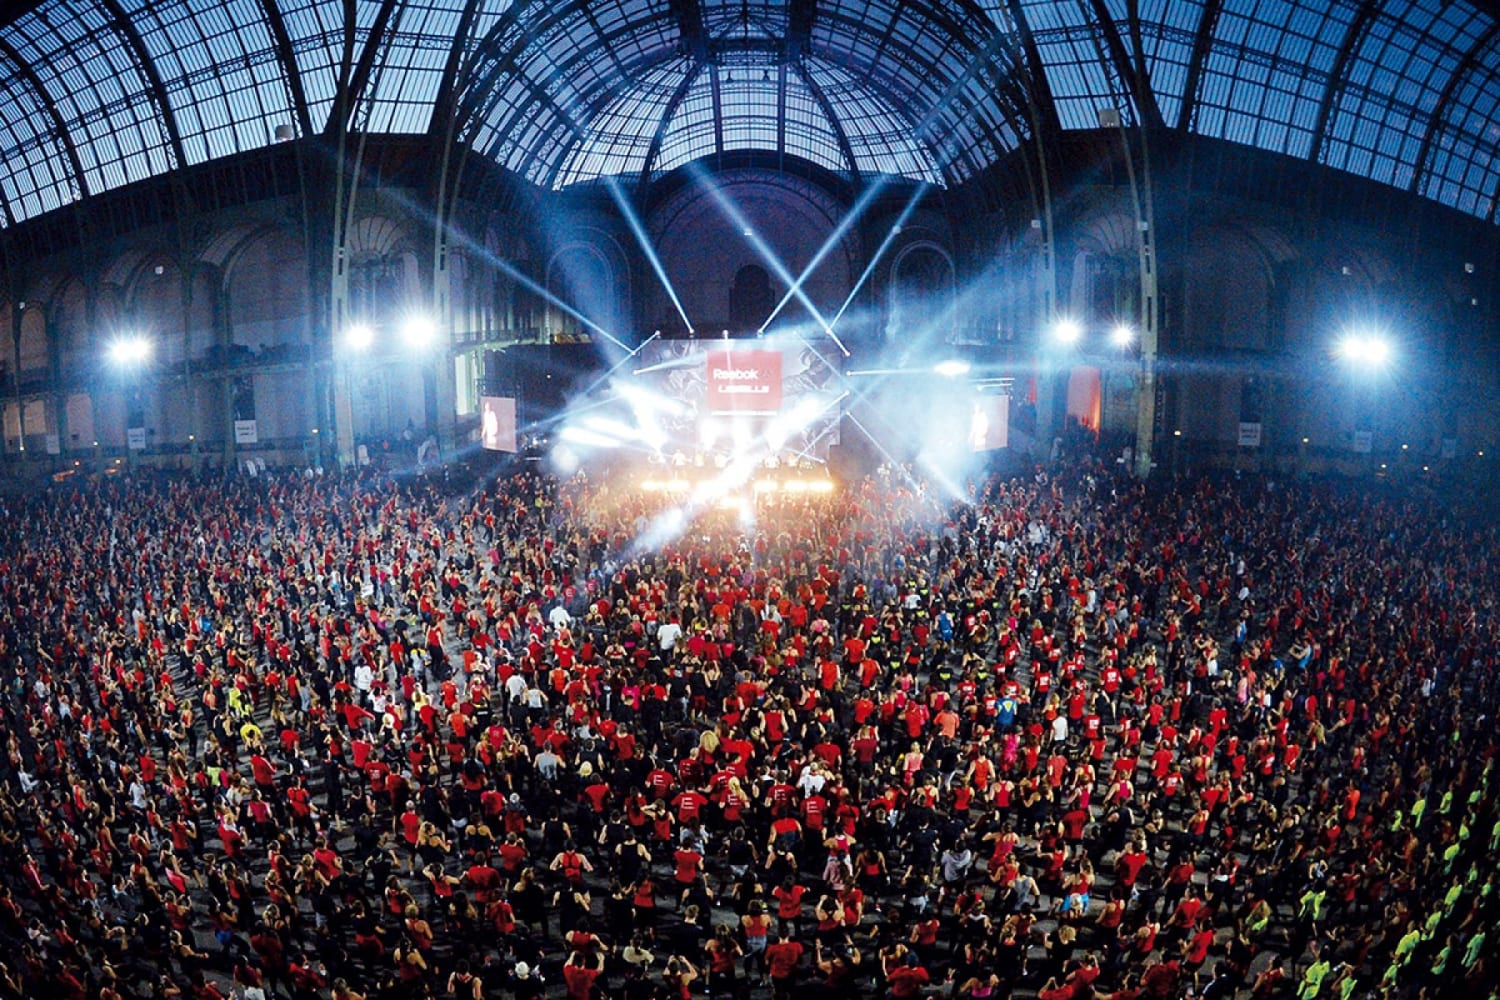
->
[0, 454, 1495, 1000]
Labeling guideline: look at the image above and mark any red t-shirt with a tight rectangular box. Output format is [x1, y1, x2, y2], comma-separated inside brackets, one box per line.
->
[766, 940, 803, 979]
[673, 848, 703, 884]
[888, 965, 931, 998]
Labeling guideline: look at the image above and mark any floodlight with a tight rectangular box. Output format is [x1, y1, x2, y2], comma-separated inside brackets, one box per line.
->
[107, 336, 153, 366]
[1051, 317, 1083, 345]
[344, 323, 375, 352]
[1111, 323, 1135, 347]
[1335, 332, 1393, 367]
[933, 360, 971, 378]
[400, 314, 439, 350]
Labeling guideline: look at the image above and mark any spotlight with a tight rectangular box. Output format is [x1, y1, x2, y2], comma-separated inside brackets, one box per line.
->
[400, 314, 439, 350]
[1334, 332, 1393, 367]
[1110, 323, 1135, 347]
[933, 360, 971, 378]
[344, 323, 375, 352]
[1050, 317, 1083, 346]
[107, 336, 153, 366]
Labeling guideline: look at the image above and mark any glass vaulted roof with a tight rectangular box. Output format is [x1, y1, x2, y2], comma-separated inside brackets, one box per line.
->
[0, 0, 1495, 226]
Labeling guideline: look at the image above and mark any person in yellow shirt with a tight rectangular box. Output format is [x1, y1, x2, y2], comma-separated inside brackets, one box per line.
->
[1298, 955, 1332, 999]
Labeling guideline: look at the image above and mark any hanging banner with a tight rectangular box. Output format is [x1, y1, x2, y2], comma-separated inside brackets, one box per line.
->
[127, 427, 147, 451]
[1237, 422, 1262, 448]
[1352, 430, 1373, 454]
[234, 419, 259, 445]
[1441, 438, 1457, 459]
[45, 434, 60, 455]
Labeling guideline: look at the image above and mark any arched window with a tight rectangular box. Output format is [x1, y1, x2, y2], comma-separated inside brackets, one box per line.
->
[729, 264, 773, 333]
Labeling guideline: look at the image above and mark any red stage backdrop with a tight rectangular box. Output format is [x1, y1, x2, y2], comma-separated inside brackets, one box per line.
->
[705, 350, 783, 412]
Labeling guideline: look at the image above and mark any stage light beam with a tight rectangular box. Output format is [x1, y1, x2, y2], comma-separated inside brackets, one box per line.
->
[829, 184, 930, 333]
[604, 177, 695, 335]
[759, 175, 890, 334]
[685, 162, 848, 356]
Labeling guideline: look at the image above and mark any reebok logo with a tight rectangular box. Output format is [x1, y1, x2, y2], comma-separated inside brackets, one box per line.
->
[712, 368, 762, 380]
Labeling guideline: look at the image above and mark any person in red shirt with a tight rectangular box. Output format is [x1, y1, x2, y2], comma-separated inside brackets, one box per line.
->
[886, 953, 931, 998]
[772, 878, 806, 937]
[561, 950, 604, 1000]
[1141, 956, 1182, 997]
[672, 845, 704, 886]
[764, 931, 804, 998]
[672, 788, 709, 824]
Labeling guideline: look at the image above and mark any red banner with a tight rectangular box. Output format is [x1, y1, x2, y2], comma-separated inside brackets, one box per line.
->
[705, 350, 782, 412]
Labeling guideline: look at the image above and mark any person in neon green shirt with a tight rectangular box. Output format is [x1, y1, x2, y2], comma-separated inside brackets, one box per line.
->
[1444, 882, 1463, 912]
[1298, 886, 1327, 924]
[1432, 934, 1456, 977]
[1394, 925, 1422, 963]
[1411, 794, 1427, 828]
[1298, 956, 1332, 999]
[1462, 928, 1486, 969]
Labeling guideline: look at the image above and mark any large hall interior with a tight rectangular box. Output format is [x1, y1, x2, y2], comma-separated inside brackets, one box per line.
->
[0, 2, 1497, 999]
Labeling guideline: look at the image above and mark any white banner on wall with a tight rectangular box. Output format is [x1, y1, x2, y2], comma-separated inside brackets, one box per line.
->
[1441, 438, 1457, 459]
[127, 427, 147, 451]
[44, 434, 60, 455]
[234, 419, 259, 445]
[1237, 422, 1262, 448]
[1352, 430, 1373, 454]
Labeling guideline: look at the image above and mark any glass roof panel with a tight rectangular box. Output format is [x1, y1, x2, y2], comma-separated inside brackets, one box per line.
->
[0, 58, 76, 221]
[806, 57, 941, 182]
[1193, 1, 1356, 158]
[653, 68, 725, 177]
[1419, 55, 1500, 218]
[8, 0, 173, 198]
[280, 0, 364, 132]
[0, 0, 1492, 225]
[1016, 0, 1130, 129]
[555, 57, 691, 186]
[359, 0, 473, 134]
[1322, 0, 1488, 192]
[124, 0, 294, 163]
